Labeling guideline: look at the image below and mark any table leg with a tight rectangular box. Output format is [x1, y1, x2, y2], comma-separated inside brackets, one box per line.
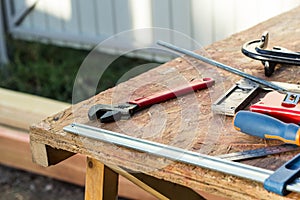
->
[109, 165, 205, 200]
[85, 157, 119, 200]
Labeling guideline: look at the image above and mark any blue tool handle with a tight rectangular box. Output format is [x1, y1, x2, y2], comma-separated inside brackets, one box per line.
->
[264, 153, 300, 195]
[233, 111, 300, 145]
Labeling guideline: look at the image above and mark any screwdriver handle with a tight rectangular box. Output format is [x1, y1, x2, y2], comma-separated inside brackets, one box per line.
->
[129, 78, 214, 108]
[233, 111, 300, 146]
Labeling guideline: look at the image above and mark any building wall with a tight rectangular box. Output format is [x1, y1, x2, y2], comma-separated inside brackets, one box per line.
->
[3, 0, 300, 61]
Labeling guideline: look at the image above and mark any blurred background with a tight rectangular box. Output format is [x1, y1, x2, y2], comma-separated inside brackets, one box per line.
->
[0, 1, 300, 199]
[2, 0, 300, 61]
[1, 0, 300, 102]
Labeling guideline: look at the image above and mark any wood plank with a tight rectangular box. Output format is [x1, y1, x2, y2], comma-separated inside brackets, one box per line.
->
[63, 0, 80, 40]
[0, 87, 157, 199]
[0, 125, 86, 186]
[0, 87, 69, 130]
[213, 0, 236, 41]
[30, 0, 47, 31]
[171, 0, 193, 48]
[0, 125, 220, 200]
[114, 0, 131, 33]
[30, 141, 75, 167]
[85, 158, 118, 200]
[95, 0, 114, 36]
[190, 0, 214, 46]
[0, 125, 157, 200]
[129, 171, 204, 199]
[110, 165, 169, 200]
[77, 0, 97, 35]
[43, 0, 64, 34]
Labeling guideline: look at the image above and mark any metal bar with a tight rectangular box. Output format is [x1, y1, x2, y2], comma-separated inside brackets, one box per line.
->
[217, 144, 300, 161]
[12, 0, 39, 26]
[157, 40, 286, 93]
[63, 123, 300, 194]
[3, 0, 13, 31]
[0, 0, 9, 65]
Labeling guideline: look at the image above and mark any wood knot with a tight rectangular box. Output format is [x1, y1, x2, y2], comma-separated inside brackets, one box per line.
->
[88, 160, 93, 168]
[53, 116, 60, 121]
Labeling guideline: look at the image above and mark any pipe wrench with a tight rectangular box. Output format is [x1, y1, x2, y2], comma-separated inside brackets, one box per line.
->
[88, 78, 214, 123]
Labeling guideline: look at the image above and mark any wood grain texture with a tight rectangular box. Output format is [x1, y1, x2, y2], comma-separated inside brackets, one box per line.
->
[109, 165, 169, 200]
[85, 158, 118, 200]
[0, 88, 158, 200]
[30, 7, 300, 200]
[0, 125, 86, 186]
[0, 125, 157, 200]
[0, 88, 69, 130]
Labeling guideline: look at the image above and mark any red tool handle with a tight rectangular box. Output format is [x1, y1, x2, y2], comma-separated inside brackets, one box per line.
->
[250, 91, 300, 124]
[129, 78, 214, 108]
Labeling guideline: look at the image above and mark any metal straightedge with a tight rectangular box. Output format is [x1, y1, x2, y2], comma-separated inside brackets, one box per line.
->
[218, 144, 300, 161]
[63, 123, 300, 194]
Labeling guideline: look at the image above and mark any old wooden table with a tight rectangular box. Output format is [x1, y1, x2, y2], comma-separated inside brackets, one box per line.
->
[30, 7, 300, 200]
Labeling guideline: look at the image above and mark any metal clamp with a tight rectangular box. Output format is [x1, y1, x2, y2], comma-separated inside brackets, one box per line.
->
[264, 153, 300, 196]
[64, 123, 300, 194]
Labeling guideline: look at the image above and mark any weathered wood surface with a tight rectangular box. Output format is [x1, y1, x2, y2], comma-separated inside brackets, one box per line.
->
[85, 158, 119, 200]
[30, 7, 300, 199]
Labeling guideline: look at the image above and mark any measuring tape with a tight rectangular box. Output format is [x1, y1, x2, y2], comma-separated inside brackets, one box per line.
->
[217, 144, 300, 161]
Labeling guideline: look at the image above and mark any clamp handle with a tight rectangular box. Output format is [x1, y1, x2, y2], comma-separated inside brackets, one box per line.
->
[129, 78, 214, 108]
[264, 153, 300, 195]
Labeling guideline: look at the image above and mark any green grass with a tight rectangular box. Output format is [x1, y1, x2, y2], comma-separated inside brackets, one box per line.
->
[0, 39, 86, 102]
[0, 38, 158, 103]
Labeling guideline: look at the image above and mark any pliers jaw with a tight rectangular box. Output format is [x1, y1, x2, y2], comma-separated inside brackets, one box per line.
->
[88, 103, 138, 123]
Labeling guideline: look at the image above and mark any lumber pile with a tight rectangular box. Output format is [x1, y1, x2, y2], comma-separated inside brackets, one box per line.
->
[0, 87, 156, 200]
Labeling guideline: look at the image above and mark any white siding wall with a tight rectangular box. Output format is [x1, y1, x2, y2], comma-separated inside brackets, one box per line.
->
[4, 0, 300, 60]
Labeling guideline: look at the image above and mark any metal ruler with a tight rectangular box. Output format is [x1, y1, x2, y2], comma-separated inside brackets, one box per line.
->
[63, 123, 300, 194]
[218, 144, 300, 161]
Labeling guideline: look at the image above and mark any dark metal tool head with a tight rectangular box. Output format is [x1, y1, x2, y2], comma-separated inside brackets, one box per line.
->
[88, 103, 138, 123]
[242, 31, 300, 77]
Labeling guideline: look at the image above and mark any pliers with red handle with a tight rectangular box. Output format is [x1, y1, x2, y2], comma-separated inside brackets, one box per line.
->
[88, 78, 214, 123]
